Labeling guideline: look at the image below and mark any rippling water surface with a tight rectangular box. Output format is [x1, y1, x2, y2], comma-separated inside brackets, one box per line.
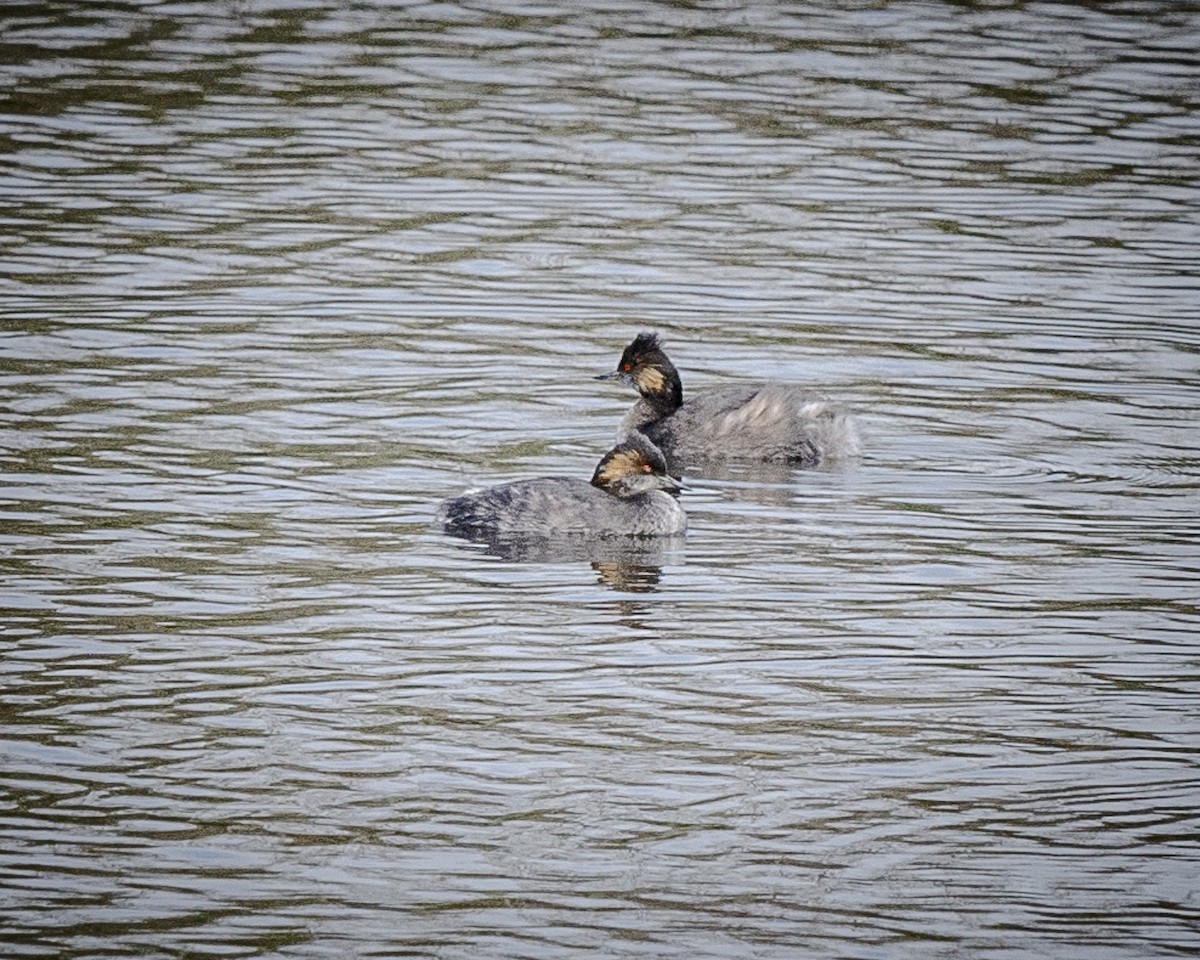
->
[3, 2, 1199, 958]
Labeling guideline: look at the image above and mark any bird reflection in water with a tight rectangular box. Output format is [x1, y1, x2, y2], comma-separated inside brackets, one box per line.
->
[444, 531, 685, 593]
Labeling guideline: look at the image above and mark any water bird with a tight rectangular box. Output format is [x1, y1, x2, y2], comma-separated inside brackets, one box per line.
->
[596, 332, 859, 469]
[439, 432, 686, 538]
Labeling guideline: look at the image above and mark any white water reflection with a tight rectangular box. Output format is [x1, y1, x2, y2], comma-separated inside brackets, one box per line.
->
[2, 2, 1199, 958]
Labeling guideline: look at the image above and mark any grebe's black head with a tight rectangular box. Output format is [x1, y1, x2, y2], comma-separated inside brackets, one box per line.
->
[590, 432, 682, 498]
[595, 332, 683, 413]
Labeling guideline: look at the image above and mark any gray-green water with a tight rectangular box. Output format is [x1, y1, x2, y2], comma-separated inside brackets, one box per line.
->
[2, 2, 1198, 958]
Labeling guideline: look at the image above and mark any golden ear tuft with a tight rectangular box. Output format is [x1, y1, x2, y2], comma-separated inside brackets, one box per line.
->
[596, 448, 643, 485]
[635, 367, 664, 392]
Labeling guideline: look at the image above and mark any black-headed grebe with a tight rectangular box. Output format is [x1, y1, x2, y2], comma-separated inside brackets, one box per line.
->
[597, 332, 859, 468]
[439, 432, 686, 538]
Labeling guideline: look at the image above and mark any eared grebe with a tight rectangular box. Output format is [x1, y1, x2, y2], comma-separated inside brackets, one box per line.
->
[596, 332, 860, 469]
[439, 432, 686, 538]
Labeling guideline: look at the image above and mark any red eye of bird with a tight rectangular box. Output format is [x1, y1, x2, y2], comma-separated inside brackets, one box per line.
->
[642, 463, 652, 472]
[623, 363, 631, 372]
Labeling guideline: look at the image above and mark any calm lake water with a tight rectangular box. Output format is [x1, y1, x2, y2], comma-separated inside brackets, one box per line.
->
[2, 2, 1198, 958]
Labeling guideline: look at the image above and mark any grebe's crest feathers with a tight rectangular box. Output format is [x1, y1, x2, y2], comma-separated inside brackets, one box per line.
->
[628, 331, 662, 355]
